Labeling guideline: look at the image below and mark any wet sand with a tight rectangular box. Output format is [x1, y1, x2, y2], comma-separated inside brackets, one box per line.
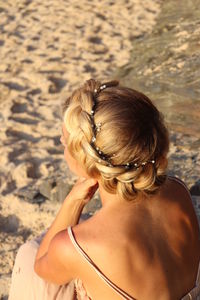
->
[117, 0, 200, 137]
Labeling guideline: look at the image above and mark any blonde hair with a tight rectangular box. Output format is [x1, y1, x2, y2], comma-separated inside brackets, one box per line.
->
[62, 79, 169, 201]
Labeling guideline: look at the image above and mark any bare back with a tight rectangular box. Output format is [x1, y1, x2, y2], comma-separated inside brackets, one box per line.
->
[71, 177, 200, 300]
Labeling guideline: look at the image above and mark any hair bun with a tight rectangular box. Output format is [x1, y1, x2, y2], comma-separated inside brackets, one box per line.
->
[63, 79, 169, 201]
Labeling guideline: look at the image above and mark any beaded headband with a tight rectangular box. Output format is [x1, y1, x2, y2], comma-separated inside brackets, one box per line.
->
[90, 83, 155, 170]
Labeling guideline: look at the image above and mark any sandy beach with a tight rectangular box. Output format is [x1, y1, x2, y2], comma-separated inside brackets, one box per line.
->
[0, 0, 162, 297]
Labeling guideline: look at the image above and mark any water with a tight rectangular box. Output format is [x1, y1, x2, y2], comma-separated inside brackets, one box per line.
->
[116, 0, 200, 137]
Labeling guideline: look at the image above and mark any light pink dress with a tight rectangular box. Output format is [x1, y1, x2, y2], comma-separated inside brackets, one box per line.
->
[8, 233, 76, 300]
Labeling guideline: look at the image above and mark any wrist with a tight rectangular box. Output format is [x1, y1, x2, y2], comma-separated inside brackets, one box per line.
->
[64, 195, 86, 208]
[63, 196, 86, 224]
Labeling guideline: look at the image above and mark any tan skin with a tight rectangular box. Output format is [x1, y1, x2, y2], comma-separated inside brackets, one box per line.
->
[34, 123, 200, 300]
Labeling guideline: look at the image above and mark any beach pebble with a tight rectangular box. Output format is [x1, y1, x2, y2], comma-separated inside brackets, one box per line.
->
[0, 214, 20, 233]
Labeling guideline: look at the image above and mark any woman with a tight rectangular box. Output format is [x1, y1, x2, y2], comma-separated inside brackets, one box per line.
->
[9, 79, 200, 299]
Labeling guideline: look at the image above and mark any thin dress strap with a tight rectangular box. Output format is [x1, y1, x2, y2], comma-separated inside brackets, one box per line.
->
[196, 263, 200, 285]
[67, 226, 136, 300]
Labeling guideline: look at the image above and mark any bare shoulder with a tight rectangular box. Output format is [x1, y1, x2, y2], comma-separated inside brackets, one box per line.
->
[57, 217, 102, 273]
[33, 229, 78, 284]
[51, 227, 91, 276]
[37, 225, 94, 284]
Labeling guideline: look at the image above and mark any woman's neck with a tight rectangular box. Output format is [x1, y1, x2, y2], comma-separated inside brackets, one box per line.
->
[97, 180, 147, 209]
[98, 182, 119, 207]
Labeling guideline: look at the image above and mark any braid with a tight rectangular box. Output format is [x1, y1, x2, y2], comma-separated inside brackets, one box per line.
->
[63, 79, 169, 201]
[82, 79, 156, 170]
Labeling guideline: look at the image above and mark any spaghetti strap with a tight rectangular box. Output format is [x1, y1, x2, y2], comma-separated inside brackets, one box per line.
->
[67, 226, 136, 300]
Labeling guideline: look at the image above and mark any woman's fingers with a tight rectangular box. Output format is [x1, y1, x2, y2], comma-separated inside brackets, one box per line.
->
[77, 177, 97, 189]
[68, 178, 99, 203]
[80, 179, 98, 201]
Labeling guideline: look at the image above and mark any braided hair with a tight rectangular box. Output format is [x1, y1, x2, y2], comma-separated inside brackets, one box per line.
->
[62, 79, 169, 201]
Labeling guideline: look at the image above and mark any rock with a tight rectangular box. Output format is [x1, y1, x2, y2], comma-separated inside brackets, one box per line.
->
[38, 180, 52, 199]
[38, 178, 73, 202]
[48, 77, 67, 94]
[50, 180, 72, 202]
[18, 226, 32, 241]
[1, 180, 16, 196]
[27, 45, 36, 51]
[191, 196, 200, 228]
[190, 180, 200, 196]
[27, 88, 42, 96]
[2, 81, 28, 91]
[88, 36, 102, 44]
[11, 101, 27, 113]
[15, 184, 47, 204]
[0, 214, 20, 233]
[15, 173, 75, 204]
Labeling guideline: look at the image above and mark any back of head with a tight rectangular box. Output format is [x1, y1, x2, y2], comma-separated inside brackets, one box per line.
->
[62, 79, 169, 201]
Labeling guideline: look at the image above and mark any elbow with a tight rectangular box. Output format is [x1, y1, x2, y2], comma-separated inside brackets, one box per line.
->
[34, 259, 40, 276]
[34, 256, 49, 280]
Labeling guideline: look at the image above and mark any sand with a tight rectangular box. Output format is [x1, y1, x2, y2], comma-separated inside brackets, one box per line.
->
[0, 0, 162, 297]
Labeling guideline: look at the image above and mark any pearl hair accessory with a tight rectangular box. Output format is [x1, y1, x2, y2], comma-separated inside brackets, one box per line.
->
[90, 83, 156, 169]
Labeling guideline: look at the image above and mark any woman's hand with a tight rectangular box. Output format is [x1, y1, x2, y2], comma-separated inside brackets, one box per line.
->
[66, 177, 99, 205]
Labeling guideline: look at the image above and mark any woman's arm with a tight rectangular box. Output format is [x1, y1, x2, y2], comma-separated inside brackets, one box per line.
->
[34, 177, 98, 281]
